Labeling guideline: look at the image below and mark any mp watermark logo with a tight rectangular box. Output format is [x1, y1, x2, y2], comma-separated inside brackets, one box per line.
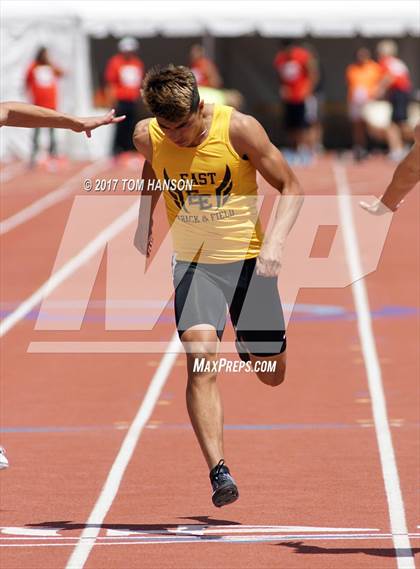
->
[15, 192, 392, 354]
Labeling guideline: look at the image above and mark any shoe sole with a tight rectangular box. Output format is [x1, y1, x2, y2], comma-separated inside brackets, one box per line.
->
[212, 483, 239, 508]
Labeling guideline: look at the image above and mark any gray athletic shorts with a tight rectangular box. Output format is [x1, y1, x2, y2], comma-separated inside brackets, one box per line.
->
[173, 257, 286, 356]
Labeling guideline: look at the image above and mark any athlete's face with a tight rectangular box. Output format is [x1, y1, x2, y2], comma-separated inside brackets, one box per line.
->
[157, 103, 205, 147]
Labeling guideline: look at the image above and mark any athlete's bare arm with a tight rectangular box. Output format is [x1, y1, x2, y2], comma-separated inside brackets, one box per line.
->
[360, 124, 420, 214]
[133, 119, 162, 256]
[0, 102, 125, 137]
[230, 111, 304, 276]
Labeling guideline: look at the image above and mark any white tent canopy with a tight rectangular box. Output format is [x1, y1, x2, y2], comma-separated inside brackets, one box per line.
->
[1, 0, 419, 160]
[2, 0, 420, 37]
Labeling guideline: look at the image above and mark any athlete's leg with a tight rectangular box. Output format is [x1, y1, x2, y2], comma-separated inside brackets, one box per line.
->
[230, 259, 287, 388]
[181, 325, 224, 470]
[173, 260, 228, 470]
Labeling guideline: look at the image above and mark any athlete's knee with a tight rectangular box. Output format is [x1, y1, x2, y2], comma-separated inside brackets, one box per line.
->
[182, 329, 219, 381]
[187, 350, 218, 379]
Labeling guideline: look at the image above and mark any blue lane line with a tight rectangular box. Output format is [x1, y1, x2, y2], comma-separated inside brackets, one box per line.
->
[1, 422, 418, 434]
[0, 305, 417, 323]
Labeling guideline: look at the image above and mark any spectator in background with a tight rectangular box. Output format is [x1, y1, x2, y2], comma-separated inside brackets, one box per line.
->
[346, 47, 382, 161]
[189, 44, 223, 89]
[376, 39, 412, 160]
[189, 43, 244, 111]
[25, 46, 63, 168]
[302, 43, 324, 155]
[273, 40, 317, 164]
[105, 37, 144, 157]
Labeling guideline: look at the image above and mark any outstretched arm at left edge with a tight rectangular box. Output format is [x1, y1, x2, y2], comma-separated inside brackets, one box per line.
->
[230, 112, 304, 276]
[0, 102, 125, 137]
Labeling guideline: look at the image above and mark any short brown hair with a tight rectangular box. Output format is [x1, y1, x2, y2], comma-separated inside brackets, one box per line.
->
[142, 64, 199, 122]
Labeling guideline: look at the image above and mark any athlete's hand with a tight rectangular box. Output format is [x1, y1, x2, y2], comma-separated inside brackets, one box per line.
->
[75, 109, 126, 138]
[134, 221, 153, 257]
[359, 198, 395, 215]
[256, 246, 283, 277]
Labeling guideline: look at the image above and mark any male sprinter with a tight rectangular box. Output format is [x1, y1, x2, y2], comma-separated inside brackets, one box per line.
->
[0, 101, 125, 136]
[360, 123, 420, 214]
[133, 65, 304, 507]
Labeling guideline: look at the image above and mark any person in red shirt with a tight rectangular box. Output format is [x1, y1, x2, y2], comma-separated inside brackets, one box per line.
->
[105, 37, 144, 156]
[189, 44, 222, 89]
[273, 40, 318, 162]
[25, 46, 63, 166]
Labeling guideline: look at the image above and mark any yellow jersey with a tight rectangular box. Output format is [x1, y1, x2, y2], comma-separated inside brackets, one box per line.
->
[149, 104, 263, 263]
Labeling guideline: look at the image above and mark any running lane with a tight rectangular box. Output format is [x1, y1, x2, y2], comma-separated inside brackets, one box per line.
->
[79, 156, 418, 569]
[0, 162, 176, 569]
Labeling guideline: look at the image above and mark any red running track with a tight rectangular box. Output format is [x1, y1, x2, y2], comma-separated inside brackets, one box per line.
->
[0, 155, 418, 569]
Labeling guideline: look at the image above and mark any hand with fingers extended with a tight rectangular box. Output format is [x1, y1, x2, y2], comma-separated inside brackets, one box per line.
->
[75, 109, 126, 138]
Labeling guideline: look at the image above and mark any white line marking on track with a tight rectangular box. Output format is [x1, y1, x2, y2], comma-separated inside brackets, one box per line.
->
[2, 533, 420, 548]
[0, 199, 139, 337]
[64, 331, 181, 569]
[0, 527, 61, 537]
[107, 524, 381, 536]
[333, 161, 415, 569]
[0, 159, 110, 235]
[0, 524, 384, 539]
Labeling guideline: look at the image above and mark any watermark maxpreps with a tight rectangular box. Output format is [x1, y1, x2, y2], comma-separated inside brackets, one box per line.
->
[193, 357, 277, 374]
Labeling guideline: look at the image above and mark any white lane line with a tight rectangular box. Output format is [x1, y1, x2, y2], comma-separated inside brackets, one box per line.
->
[0, 528, 392, 543]
[333, 161, 415, 569]
[0, 159, 110, 235]
[2, 533, 420, 548]
[0, 199, 139, 337]
[64, 330, 181, 569]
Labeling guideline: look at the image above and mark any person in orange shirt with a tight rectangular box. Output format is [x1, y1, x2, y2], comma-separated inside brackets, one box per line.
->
[25, 46, 63, 166]
[346, 47, 382, 161]
[273, 40, 318, 162]
[105, 37, 144, 157]
[189, 44, 222, 89]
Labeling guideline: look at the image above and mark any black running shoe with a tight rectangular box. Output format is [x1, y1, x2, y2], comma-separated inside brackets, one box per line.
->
[209, 459, 239, 507]
[235, 339, 250, 362]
